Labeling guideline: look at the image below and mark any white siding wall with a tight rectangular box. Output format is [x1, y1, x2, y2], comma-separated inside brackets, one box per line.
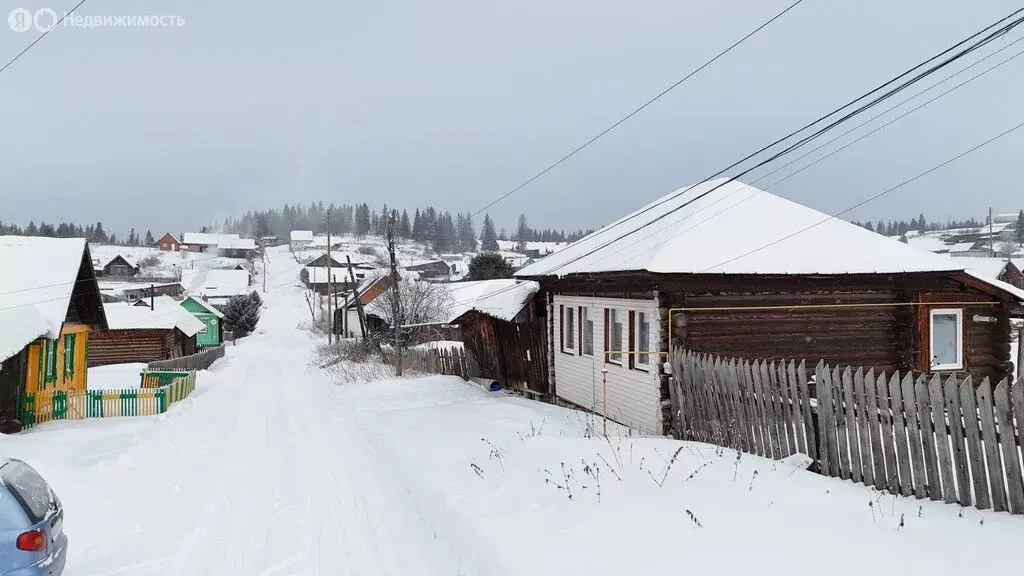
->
[552, 295, 662, 434]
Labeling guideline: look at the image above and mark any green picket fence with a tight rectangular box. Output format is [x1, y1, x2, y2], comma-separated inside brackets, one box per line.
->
[18, 371, 197, 430]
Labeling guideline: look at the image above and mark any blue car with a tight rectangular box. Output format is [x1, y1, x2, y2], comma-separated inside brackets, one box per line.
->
[0, 459, 66, 576]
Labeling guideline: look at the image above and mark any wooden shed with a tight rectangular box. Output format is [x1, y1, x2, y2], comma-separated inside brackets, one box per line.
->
[516, 179, 1024, 434]
[88, 296, 205, 367]
[447, 280, 549, 397]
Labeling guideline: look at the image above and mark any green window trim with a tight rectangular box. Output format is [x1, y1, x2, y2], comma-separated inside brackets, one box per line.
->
[43, 339, 57, 383]
[63, 333, 76, 376]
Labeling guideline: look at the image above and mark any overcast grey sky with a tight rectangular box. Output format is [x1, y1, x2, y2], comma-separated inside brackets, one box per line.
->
[1, 0, 1022, 237]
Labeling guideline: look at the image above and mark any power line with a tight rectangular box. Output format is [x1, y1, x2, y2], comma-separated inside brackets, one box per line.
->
[0, 0, 89, 76]
[443, 7, 1024, 308]
[470, 0, 805, 217]
[599, 40, 1024, 269]
[515, 7, 1024, 279]
[694, 117, 1024, 273]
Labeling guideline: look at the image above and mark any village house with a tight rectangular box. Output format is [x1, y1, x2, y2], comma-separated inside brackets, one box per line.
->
[334, 272, 396, 338]
[180, 296, 225, 347]
[87, 296, 205, 367]
[0, 237, 107, 429]
[181, 269, 255, 307]
[181, 233, 257, 258]
[98, 281, 185, 303]
[156, 232, 182, 252]
[290, 230, 314, 251]
[404, 260, 453, 280]
[515, 178, 1024, 434]
[95, 254, 139, 277]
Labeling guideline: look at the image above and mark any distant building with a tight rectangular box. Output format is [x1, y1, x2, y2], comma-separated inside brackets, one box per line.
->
[404, 260, 452, 280]
[290, 230, 314, 251]
[180, 233, 257, 258]
[96, 255, 139, 278]
[157, 233, 182, 252]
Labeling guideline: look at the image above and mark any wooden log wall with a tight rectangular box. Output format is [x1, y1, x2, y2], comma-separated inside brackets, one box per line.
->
[670, 349, 1024, 515]
[88, 330, 169, 367]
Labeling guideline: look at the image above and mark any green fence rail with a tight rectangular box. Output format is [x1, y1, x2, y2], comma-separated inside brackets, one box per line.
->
[18, 371, 197, 430]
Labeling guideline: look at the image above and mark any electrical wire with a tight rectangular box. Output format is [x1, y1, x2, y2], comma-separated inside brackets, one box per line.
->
[520, 8, 1024, 279]
[470, 0, 805, 217]
[597, 40, 1024, 270]
[694, 117, 1024, 273]
[0, 0, 88, 76]
[435, 8, 1024, 309]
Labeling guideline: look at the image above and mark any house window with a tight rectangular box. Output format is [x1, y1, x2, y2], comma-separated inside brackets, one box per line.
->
[43, 340, 57, 383]
[581, 307, 594, 356]
[563, 306, 575, 352]
[930, 308, 963, 370]
[607, 308, 623, 363]
[63, 333, 76, 375]
[635, 311, 651, 369]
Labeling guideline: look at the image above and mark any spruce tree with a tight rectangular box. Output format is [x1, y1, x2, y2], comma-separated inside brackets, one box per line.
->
[400, 210, 411, 238]
[480, 214, 499, 251]
[145, 230, 155, 245]
[1016, 210, 1024, 246]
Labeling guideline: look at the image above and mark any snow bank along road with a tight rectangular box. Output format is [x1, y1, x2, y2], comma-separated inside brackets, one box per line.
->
[2, 246, 1023, 575]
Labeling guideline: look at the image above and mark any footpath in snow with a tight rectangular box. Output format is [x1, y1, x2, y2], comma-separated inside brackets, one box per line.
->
[0, 245, 1020, 575]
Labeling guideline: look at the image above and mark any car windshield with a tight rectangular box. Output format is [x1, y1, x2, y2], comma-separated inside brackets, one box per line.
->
[1, 462, 55, 524]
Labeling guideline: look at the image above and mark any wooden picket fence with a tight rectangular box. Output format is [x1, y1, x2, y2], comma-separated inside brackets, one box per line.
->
[18, 371, 197, 430]
[148, 345, 226, 372]
[670, 350, 1024, 515]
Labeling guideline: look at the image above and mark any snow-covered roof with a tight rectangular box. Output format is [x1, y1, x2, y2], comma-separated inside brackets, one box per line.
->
[0, 307, 51, 364]
[290, 230, 314, 242]
[182, 232, 231, 246]
[99, 254, 138, 269]
[905, 235, 950, 253]
[943, 257, 1009, 280]
[445, 279, 540, 323]
[515, 179, 987, 277]
[305, 267, 352, 284]
[182, 295, 225, 319]
[948, 242, 983, 253]
[363, 278, 539, 325]
[0, 237, 89, 361]
[181, 269, 252, 298]
[216, 236, 257, 250]
[102, 296, 205, 336]
[496, 240, 570, 254]
[98, 281, 182, 296]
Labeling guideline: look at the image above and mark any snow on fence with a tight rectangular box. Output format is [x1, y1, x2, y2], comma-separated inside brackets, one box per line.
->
[18, 371, 197, 430]
[669, 350, 1024, 515]
[147, 345, 225, 372]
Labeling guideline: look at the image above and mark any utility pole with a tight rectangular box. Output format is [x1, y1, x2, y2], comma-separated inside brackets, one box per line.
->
[260, 238, 267, 293]
[327, 209, 334, 344]
[387, 213, 403, 376]
[990, 206, 995, 257]
[345, 255, 367, 340]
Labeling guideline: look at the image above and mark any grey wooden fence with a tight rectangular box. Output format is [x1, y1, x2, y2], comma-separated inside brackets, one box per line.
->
[147, 345, 226, 372]
[670, 349, 1024, 515]
[381, 346, 477, 379]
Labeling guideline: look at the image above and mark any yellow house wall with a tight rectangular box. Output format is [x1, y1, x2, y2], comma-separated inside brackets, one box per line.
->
[23, 323, 91, 393]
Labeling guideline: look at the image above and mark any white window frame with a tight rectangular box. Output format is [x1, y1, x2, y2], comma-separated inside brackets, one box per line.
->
[563, 306, 575, 352]
[929, 308, 963, 371]
[634, 311, 651, 371]
[581, 307, 594, 357]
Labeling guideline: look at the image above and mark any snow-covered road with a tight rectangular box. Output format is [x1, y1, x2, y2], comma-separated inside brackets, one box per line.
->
[0, 249, 464, 575]
[2, 246, 1022, 576]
